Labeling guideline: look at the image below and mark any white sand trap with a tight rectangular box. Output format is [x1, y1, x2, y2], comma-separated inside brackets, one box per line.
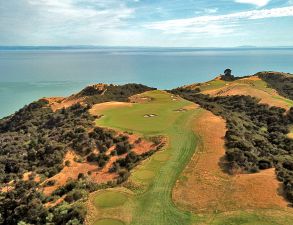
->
[144, 114, 158, 118]
[174, 108, 187, 112]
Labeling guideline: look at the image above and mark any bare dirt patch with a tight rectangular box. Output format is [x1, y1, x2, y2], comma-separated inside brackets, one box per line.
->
[127, 134, 158, 155]
[43, 96, 85, 111]
[22, 172, 41, 182]
[42, 133, 161, 195]
[173, 109, 291, 213]
[42, 151, 116, 195]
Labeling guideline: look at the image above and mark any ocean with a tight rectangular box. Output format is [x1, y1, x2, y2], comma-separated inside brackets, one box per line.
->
[1, 47, 293, 118]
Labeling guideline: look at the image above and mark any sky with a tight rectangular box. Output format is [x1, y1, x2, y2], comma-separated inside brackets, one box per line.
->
[0, 0, 293, 47]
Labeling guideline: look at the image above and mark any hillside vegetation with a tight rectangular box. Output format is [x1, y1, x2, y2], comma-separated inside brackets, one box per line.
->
[47, 84, 155, 110]
[0, 84, 158, 225]
[0, 73, 293, 225]
[173, 109, 291, 219]
[257, 72, 293, 100]
[181, 74, 293, 110]
[172, 88, 293, 204]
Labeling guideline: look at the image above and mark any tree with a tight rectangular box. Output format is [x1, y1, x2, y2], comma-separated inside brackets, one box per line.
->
[65, 160, 71, 167]
[224, 68, 232, 76]
[222, 68, 235, 81]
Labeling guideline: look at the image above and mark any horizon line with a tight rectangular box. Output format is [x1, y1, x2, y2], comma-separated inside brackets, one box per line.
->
[1, 45, 293, 49]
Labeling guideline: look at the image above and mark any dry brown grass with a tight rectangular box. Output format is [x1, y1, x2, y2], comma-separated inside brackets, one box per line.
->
[42, 151, 110, 195]
[203, 76, 291, 110]
[89, 101, 133, 116]
[173, 109, 292, 213]
[288, 126, 293, 139]
[42, 132, 160, 195]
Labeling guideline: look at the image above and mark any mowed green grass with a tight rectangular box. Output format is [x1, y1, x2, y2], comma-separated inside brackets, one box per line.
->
[199, 80, 227, 91]
[210, 210, 293, 225]
[94, 191, 128, 208]
[94, 219, 125, 225]
[94, 90, 201, 225]
[97, 90, 192, 135]
[92, 90, 293, 225]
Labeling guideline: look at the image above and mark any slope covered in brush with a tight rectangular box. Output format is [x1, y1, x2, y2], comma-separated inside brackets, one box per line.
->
[172, 86, 293, 204]
[0, 83, 159, 225]
[257, 71, 293, 100]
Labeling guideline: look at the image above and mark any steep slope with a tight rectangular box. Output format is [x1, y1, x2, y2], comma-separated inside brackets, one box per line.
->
[171, 77, 293, 223]
[181, 74, 293, 110]
[172, 85, 293, 203]
[0, 83, 160, 225]
[1, 73, 293, 225]
[173, 109, 291, 212]
[46, 83, 155, 111]
[257, 71, 293, 100]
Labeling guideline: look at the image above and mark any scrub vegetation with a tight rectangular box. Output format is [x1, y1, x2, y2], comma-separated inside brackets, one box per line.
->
[0, 84, 157, 225]
[257, 71, 293, 100]
[172, 88, 293, 204]
[1, 73, 293, 225]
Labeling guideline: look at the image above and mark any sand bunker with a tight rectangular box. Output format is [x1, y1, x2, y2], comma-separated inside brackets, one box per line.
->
[143, 114, 158, 118]
[174, 108, 187, 112]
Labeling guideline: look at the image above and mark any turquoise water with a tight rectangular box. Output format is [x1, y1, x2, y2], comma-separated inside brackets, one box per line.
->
[0, 81, 89, 118]
[0, 47, 293, 118]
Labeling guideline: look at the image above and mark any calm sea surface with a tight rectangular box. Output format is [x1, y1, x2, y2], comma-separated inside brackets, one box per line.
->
[1, 47, 293, 118]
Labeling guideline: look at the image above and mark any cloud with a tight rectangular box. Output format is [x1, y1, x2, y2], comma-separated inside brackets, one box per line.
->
[27, 0, 134, 27]
[234, 0, 270, 7]
[145, 6, 293, 35]
[0, 0, 135, 44]
[204, 8, 219, 14]
[0, 0, 292, 46]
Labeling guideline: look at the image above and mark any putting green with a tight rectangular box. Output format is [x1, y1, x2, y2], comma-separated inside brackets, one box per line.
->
[96, 90, 192, 135]
[94, 219, 125, 225]
[94, 191, 128, 208]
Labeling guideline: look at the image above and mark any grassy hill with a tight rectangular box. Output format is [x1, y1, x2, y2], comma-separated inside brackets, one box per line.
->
[0, 72, 293, 225]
